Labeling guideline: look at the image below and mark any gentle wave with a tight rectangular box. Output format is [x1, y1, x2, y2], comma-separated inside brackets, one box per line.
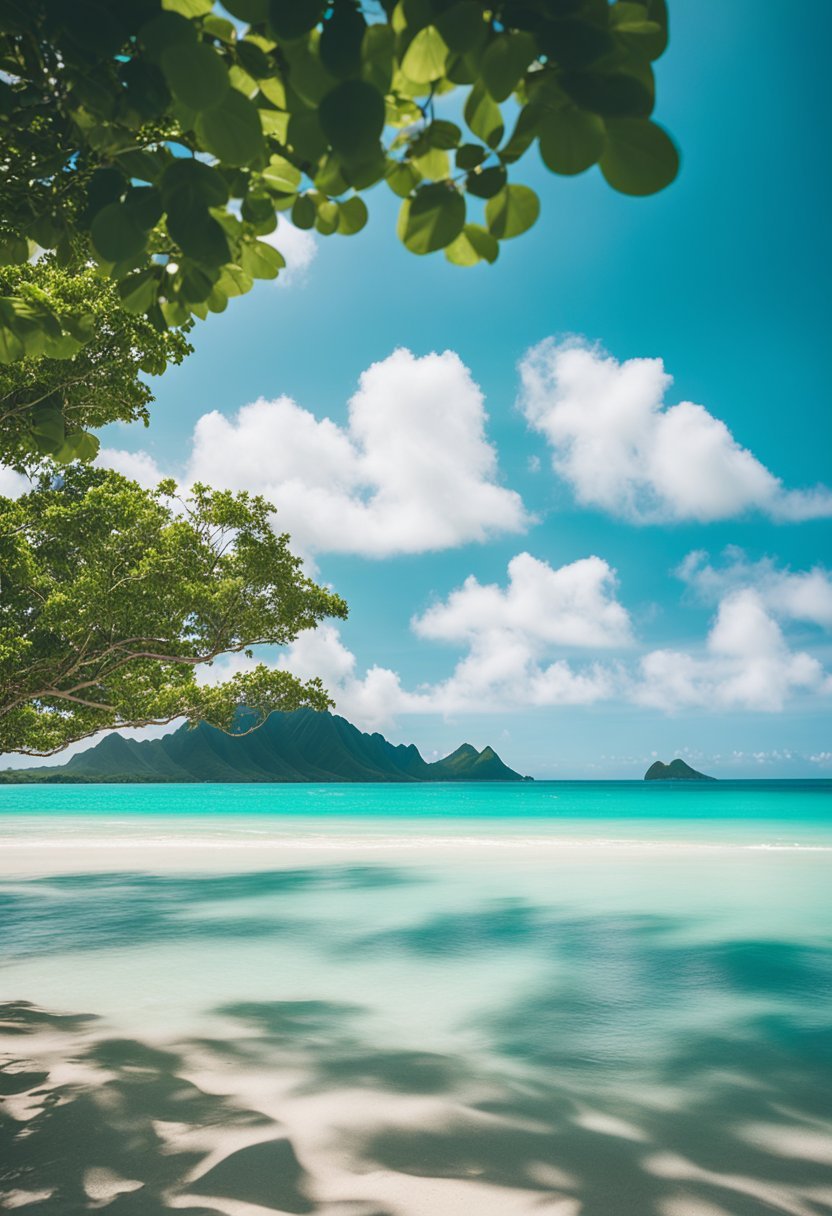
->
[1, 834, 830, 852]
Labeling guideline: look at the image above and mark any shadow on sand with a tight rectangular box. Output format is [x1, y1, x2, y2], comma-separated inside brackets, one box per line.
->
[2, 877, 832, 1214]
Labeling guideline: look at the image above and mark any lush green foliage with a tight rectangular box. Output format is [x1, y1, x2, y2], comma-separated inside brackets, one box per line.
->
[0, 0, 677, 358]
[0, 259, 191, 470]
[0, 465, 348, 754]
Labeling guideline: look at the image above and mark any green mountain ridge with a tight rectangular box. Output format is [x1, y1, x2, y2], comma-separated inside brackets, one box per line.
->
[644, 758, 716, 782]
[1, 708, 530, 784]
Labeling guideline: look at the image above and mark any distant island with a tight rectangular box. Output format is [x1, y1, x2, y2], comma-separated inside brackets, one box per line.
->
[644, 758, 715, 782]
[0, 708, 531, 784]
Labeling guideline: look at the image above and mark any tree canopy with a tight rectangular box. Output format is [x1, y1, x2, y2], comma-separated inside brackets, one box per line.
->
[0, 259, 192, 470]
[0, 465, 348, 755]
[0, 0, 677, 363]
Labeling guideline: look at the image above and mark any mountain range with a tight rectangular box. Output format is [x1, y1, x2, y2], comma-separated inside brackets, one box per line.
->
[1, 708, 529, 784]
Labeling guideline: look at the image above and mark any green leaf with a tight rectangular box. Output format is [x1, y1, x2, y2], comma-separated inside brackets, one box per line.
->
[57, 430, 100, 463]
[314, 153, 349, 195]
[124, 185, 163, 231]
[236, 40, 273, 79]
[361, 23, 395, 94]
[259, 109, 289, 141]
[178, 261, 218, 301]
[215, 263, 254, 296]
[320, 5, 366, 78]
[117, 149, 167, 184]
[241, 191, 276, 226]
[319, 80, 385, 163]
[268, 0, 325, 41]
[445, 223, 499, 266]
[412, 147, 449, 181]
[455, 143, 486, 171]
[166, 208, 230, 265]
[314, 199, 339, 235]
[397, 183, 465, 255]
[163, 0, 213, 16]
[287, 109, 327, 161]
[337, 196, 368, 235]
[561, 70, 653, 118]
[465, 164, 507, 199]
[258, 75, 287, 108]
[239, 239, 285, 278]
[485, 184, 540, 239]
[139, 12, 197, 61]
[600, 118, 678, 194]
[480, 32, 536, 103]
[499, 103, 543, 164]
[195, 90, 264, 165]
[464, 82, 504, 149]
[31, 406, 65, 454]
[0, 234, 29, 265]
[427, 119, 462, 150]
[284, 37, 336, 106]
[343, 151, 387, 190]
[291, 194, 317, 229]
[90, 203, 147, 262]
[538, 106, 605, 175]
[435, 2, 487, 54]
[117, 269, 159, 314]
[162, 158, 229, 209]
[401, 26, 449, 84]
[385, 160, 422, 198]
[262, 156, 301, 193]
[222, 0, 268, 20]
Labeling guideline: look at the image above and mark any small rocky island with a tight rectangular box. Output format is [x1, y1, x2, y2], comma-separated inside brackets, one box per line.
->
[644, 758, 716, 781]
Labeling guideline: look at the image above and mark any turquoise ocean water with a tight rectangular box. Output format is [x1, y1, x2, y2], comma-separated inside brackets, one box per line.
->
[1, 781, 831, 1215]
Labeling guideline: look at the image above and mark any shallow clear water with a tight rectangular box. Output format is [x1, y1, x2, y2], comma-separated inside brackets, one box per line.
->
[1, 782, 831, 1215]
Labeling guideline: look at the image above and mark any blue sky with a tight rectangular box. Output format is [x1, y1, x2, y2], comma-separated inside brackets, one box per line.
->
[16, 0, 832, 777]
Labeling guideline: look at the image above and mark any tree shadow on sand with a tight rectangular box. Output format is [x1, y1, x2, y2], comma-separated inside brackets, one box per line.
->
[0, 1003, 390, 1216]
[3, 894, 832, 1216]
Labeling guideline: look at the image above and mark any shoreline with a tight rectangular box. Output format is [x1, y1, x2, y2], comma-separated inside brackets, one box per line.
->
[2, 833, 831, 878]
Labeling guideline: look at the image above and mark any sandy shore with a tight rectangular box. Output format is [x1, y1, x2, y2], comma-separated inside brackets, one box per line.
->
[2, 830, 829, 878]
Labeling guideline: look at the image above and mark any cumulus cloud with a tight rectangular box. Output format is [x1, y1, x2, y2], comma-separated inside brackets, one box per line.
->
[415, 552, 632, 650]
[678, 548, 832, 629]
[635, 589, 829, 713]
[201, 546, 832, 728]
[185, 347, 528, 558]
[98, 447, 168, 489]
[208, 553, 630, 731]
[518, 337, 832, 523]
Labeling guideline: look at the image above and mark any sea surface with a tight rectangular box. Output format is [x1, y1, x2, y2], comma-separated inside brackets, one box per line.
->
[1, 780, 831, 1215]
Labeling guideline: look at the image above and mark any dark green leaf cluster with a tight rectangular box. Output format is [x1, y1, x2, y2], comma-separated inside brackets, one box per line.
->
[0, 0, 677, 354]
[0, 259, 191, 470]
[0, 464, 348, 755]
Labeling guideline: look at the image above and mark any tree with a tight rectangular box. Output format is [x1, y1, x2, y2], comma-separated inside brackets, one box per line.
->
[0, 464, 348, 755]
[0, 258, 192, 470]
[0, 0, 677, 378]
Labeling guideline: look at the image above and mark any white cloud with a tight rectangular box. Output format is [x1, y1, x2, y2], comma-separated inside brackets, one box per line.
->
[411, 552, 628, 714]
[635, 590, 828, 713]
[0, 465, 30, 498]
[211, 553, 630, 731]
[414, 552, 632, 650]
[518, 337, 832, 523]
[185, 347, 529, 558]
[98, 447, 167, 489]
[678, 548, 832, 629]
[261, 219, 317, 287]
[199, 548, 832, 727]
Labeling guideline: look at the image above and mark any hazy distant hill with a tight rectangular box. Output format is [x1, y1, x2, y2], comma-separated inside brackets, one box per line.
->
[2, 709, 529, 784]
[644, 758, 715, 781]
